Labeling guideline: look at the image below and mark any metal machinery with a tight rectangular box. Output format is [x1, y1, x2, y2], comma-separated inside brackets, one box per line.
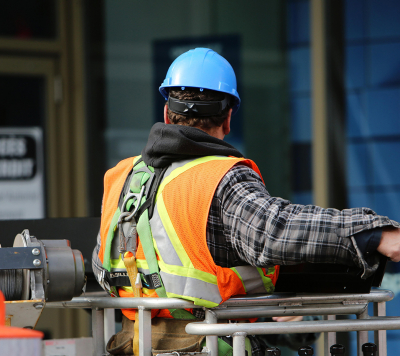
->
[47, 290, 400, 356]
[0, 229, 85, 327]
[45, 249, 399, 356]
[1, 220, 400, 356]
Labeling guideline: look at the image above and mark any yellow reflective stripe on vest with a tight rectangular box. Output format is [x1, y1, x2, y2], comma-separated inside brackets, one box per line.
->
[258, 267, 276, 293]
[159, 271, 221, 307]
[165, 292, 219, 308]
[231, 266, 271, 294]
[152, 193, 222, 306]
[152, 193, 188, 266]
[110, 258, 125, 270]
[155, 156, 239, 203]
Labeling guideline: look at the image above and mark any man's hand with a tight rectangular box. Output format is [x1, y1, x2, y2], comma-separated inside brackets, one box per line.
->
[272, 316, 303, 322]
[377, 227, 400, 262]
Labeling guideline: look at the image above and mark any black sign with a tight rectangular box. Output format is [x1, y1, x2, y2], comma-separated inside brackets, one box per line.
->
[0, 135, 37, 180]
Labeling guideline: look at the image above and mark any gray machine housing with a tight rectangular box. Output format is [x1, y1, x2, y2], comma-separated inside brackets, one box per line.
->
[0, 229, 85, 302]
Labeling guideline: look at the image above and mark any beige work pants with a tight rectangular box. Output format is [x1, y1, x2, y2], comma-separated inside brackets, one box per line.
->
[106, 315, 205, 356]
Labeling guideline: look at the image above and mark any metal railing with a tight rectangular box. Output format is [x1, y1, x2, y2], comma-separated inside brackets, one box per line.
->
[46, 289, 400, 356]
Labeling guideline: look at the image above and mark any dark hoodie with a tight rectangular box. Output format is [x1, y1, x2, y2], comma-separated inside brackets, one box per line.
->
[141, 122, 243, 168]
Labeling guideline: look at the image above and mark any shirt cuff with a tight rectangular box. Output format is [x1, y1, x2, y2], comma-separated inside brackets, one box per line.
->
[353, 228, 382, 258]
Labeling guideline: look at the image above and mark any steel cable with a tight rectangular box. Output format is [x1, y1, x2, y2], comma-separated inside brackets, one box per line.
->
[0, 269, 23, 301]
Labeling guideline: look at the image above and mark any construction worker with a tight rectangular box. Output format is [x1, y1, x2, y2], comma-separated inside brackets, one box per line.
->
[92, 48, 400, 356]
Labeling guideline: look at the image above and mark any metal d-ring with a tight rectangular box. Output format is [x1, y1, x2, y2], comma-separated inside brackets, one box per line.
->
[118, 185, 145, 259]
[123, 185, 145, 222]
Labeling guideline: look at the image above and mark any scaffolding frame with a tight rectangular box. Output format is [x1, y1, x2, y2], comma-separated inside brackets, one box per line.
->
[47, 289, 399, 356]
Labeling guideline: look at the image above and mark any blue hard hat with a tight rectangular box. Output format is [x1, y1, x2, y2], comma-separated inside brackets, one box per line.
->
[159, 48, 241, 115]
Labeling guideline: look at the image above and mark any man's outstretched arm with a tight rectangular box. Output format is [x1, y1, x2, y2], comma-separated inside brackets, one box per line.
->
[216, 165, 400, 277]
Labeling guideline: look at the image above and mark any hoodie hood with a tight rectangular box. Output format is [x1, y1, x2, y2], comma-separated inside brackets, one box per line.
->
[141, 123, 243, 168]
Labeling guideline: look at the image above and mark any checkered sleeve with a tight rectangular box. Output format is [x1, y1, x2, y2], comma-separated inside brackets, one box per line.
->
[216, 165, 400, 278]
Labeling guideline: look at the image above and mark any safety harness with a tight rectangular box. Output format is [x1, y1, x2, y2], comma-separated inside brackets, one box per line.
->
[104, 156, 196, 320]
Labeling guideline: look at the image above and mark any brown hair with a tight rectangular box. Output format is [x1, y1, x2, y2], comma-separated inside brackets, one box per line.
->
[167, 88, 231, 130]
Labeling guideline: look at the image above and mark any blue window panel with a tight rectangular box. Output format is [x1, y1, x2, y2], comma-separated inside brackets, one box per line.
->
[368, 0, 400, 40]
[292, 191, 313, 206]
[385, 293, 400, 356]
[373, 189, 400, 222]
[346, 92, 369, 138]
[345, 0, 366, 41]
[287, 0, 310, 46]
[347, 143, 372, 187]
[372, 142, 400, 186]
[369, 42, 400, 87]
[366, 88, 400, 137]
[388, 330, 400, 356]
[345, 44, 366, 89]
[290, 95, 311, 142]
[348, 190, 374, 209]
[288, 47, 311, 93]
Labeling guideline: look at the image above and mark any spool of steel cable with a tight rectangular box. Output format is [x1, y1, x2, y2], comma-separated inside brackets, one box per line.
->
[0, 269, 23, 301]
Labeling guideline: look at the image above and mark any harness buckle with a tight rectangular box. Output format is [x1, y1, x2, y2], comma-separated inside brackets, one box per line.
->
[118, 185, 145, 258]
[142, 272, 162, 289]
[120, 185, 146, 221]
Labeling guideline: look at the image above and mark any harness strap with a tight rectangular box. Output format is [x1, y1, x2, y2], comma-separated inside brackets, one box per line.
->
[133, 310, 140, 356]
[123, 254, 142, 298]
[113, 157, 196, 320]
[137, 208, 197, 320]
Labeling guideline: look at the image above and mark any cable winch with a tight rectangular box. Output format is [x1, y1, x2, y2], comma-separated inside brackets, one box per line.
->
[0, 229, 85, 302]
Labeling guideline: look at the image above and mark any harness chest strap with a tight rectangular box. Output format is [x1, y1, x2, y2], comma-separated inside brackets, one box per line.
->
[118, 157, 197, 319]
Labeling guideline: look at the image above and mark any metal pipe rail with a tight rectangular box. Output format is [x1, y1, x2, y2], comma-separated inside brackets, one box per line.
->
[186, 316, 400, 335]
[45, 289, 397, 356]
[217, 289, 394, 307]
[186, 317, 400, 356]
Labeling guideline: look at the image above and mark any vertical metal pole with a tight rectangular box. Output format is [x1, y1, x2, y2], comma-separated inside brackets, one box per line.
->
[324, 315, 337, 355]
[139, 307, 152, 356]
[374, 302, 387, 356]
[311, 0, 329, 208]
[205, 309, 219, 356]
[104, 308, 116, 346]
[232, 332, 247, 356]
[311, 0, 347, 210]
[357, 307, 369, 356]
[92, 307, 105, 356]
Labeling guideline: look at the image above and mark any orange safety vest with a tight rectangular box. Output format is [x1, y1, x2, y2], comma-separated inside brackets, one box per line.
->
[99, 156, 279, 320]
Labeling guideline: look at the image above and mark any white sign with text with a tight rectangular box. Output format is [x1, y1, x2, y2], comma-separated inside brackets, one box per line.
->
[0, 127, 45, 219]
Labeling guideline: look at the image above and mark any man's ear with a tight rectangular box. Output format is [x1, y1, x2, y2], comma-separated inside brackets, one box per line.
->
[164, 104, 171, 124]
[222, 109, 232, 135]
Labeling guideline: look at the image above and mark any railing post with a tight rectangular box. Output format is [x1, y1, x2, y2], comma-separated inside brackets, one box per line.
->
[139, 307, 152, 356]
[104, 308, 116, 346]
[357, 307, 369, 356]
[92, 307, 105, 356]
[374, 301, 387, 356]
[324, 315, 337, 355]
[232, 332, 247, 356]
[205, 309, 219, 356]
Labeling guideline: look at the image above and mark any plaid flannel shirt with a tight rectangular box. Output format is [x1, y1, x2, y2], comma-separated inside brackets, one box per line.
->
[207, 164, 398, 277]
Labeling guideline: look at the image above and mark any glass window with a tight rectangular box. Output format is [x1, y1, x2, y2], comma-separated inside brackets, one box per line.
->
[0, 0, 57, 40]
[0, 75, 45, 127]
